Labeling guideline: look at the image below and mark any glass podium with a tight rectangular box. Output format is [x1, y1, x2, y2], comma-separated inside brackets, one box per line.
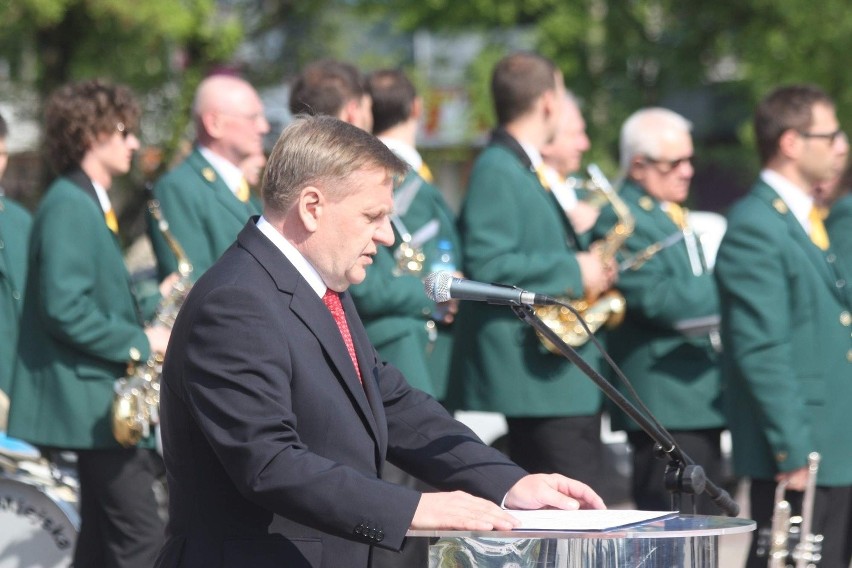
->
[407, 514, 755, 567]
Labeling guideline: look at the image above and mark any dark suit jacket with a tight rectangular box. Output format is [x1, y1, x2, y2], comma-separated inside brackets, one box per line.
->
[155, 219, 527, 568]
[715, 179, 852, 486]
[149, 148, 261, 280]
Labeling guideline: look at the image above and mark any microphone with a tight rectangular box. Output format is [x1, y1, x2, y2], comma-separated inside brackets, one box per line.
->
[423, 271, 559, 306]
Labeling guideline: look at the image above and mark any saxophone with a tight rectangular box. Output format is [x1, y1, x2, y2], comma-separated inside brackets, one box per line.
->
[112, 197, 193, 447]
[534, 164, 633, 352]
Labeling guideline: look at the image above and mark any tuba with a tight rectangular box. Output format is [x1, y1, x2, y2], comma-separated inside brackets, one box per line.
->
[757, 452, 823, 568]
[112, 196, 193, 447]
[534, 164, 633, 351]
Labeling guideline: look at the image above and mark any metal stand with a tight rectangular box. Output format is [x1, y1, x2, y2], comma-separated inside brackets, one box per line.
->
[510, 303, 738, 516]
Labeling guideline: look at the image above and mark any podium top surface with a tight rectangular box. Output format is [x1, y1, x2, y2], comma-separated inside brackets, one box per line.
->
[406, 514, 755, 540]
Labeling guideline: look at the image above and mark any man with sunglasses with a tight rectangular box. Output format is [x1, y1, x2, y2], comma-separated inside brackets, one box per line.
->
[589, 107, 726, 514]
[715, 84, 852, 568]
[149, 74, 270, 280]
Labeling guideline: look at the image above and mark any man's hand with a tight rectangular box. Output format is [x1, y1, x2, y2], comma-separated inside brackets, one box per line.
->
[144, 325, 171, 355]
[577, 252, 613, 299]
[776, 466, 810, 492]
[503, 474, 606, 511]
[567, 201, 600, 235]
[410, 491, 521, 531]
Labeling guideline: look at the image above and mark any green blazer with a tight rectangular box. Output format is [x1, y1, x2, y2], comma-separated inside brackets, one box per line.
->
[826, 193, 852, 307]
[446, 132, 602, 417]
[7, 172, 155, 449]
[150, 148, 261, 281]
[715, 179, 852, 486]
[590, 181, 724, 432]
[0, 195, 32, 394]
[349, 171, 461, 399]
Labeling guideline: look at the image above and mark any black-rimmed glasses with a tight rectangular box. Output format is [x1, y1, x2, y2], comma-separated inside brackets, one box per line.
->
[797, 128, 847, 145]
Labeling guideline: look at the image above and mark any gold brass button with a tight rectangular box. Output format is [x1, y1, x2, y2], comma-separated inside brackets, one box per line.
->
[841, 312, 852, 327]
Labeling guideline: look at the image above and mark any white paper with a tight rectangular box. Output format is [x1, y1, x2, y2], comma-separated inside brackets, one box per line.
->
[506, 509, 677, 531]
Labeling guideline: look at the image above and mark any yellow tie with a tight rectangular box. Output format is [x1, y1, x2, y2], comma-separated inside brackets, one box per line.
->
[809, 205, 830, 250]
[104, 208, 119, 234]
[666, 202, 688, 230]
[236, 177, 250, 202]
[535, 165, 551, 191]
[418, 162, 434, 184]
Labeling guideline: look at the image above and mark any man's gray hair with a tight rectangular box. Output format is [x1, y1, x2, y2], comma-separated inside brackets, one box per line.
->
[262, 115, 408, 215]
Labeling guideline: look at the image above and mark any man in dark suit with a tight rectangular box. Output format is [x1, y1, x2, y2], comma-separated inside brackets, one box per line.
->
[448, 53, 616, 494]
[6, 79, 172, 568]
[0, 111, 32, 424]
[150, 74, 270, 280]
[715, 84, 852, 568]
[590, 108, 725, 514]
[155, 115, 604, 568]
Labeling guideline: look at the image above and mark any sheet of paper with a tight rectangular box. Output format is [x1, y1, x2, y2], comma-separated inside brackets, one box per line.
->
[506, 509, 677, 531]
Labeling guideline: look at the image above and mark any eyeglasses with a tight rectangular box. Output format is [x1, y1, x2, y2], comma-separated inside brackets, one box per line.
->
[220, 111, 267, 123]
[798, 128, 847, 145]
[115, 122, 136, 140]
[641, 155, 693, 174]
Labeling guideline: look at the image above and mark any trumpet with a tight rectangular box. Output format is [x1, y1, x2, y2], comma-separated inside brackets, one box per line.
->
[534, 164, 632, 351]
[757, 452, 823, 568]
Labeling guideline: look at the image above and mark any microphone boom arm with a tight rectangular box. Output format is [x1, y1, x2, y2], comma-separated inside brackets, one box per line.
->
[509, 302, 739, 517]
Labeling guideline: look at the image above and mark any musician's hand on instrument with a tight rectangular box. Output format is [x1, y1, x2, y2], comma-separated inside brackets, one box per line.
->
[144, 325, 171, 355]
[411, 491, 520, 531]
[567, 201, 600, 235]
[158, 272, 181, 298]
[776, 466, 810, 492]
[577, 252, 610, 298]
[503, 474, 606, 511]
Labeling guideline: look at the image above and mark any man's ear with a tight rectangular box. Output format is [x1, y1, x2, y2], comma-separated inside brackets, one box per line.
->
[411, 96, 423, 121]
[298, 186, 323, 233]
[778, 128, 802, 160]
[200, 111, 224, 140]
[629, 157, 647, 184]
[339, 99, 361, 127]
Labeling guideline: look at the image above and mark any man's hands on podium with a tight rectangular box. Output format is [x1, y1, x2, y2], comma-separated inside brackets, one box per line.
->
[409, 474, 605, 531]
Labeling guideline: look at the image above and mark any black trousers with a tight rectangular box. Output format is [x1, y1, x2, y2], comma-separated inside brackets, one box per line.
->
[506, 413, 605, 490]
[627, 428, 724, 515]
[746, 479, 852, 568]
[74, 447, 165, 568]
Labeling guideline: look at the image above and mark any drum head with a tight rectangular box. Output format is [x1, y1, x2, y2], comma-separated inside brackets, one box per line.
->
[0, 476, 78, 568]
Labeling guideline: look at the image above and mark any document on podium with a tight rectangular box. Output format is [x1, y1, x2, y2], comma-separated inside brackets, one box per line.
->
[506, 509, 677, 532]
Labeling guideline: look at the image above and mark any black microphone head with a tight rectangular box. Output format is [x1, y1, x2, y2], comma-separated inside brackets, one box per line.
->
[424, 271, 453, 303]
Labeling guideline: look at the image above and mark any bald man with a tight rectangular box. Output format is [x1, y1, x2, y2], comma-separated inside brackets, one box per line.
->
[150, 74, 271, 280]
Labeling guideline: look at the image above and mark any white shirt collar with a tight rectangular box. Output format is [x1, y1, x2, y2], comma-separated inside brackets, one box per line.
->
[760, 169, 813, 232]
[255, 216, 327, 298]
[541, 164, 578, 211]
[378, 137, 422, 171]
[91, 180, 112, 213]
[518, 141, 544, 170]
[199, 146, 244, 196]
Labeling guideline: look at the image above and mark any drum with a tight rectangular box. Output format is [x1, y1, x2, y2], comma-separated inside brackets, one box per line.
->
[0, 435, 79, 568]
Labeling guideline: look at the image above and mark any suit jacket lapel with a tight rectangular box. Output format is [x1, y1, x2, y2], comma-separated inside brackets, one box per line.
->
[187, 150, 259, 223]
[753, 182, 844, 304]
[236, 222, 382, 446]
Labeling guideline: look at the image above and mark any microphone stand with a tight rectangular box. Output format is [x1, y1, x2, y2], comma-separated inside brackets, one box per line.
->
[510, 302, 739, 517]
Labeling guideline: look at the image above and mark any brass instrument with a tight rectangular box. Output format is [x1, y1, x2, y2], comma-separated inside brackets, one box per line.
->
[757, 452, 823, 568]
[393, 233, 426, 276]
[112, 198, 193, 447]
[535, 164, 633, 351]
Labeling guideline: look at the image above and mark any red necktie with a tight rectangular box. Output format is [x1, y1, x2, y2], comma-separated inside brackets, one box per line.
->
[322, 289, 362, 384]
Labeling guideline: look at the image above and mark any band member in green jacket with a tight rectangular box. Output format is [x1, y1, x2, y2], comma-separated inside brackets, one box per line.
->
[715, 85, 852, 568]
[0, 112, 32, 422]
[448, 53, 616, 494]
[150, 74, 269, 280]
[6, 79, 172, 568]
[590, 108, 725, 514]
[349, 68, 461, 401]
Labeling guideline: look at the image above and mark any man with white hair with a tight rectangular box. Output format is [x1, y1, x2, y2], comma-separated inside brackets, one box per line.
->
[590, 107, 725, 513]
[150, 74, 271, 280]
